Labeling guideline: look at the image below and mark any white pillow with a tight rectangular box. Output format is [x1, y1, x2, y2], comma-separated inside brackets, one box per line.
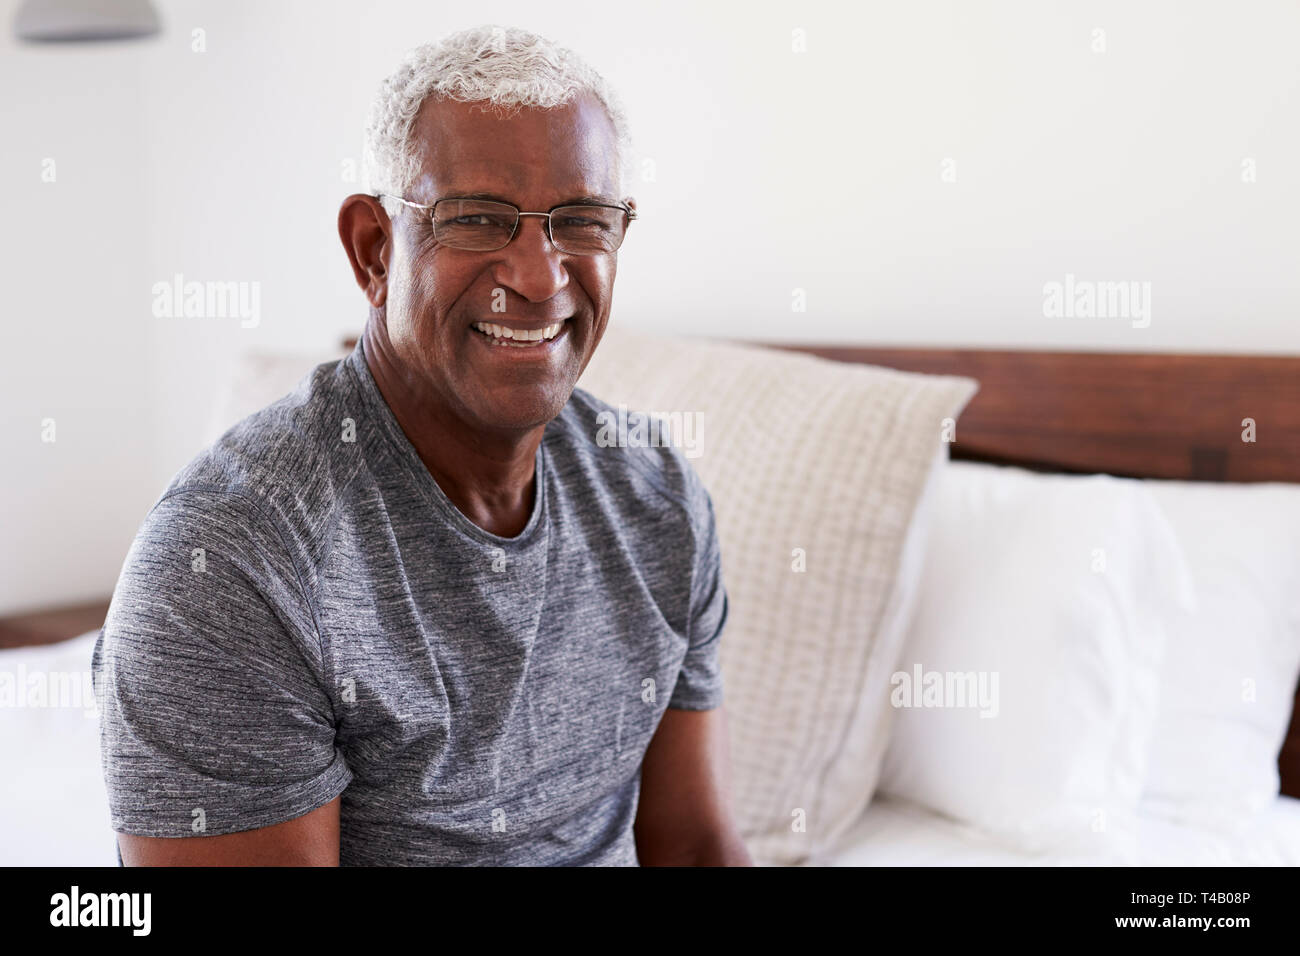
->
[577, 328, 977, 865]
[1141, 480, 1300, 833]
[879, 460, 1195, 860]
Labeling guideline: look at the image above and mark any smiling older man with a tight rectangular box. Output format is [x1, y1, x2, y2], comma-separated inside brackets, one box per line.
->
[91, 24, 750, 867]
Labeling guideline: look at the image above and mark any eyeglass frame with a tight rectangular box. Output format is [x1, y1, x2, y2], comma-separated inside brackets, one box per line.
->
[375, 193, 637, 255]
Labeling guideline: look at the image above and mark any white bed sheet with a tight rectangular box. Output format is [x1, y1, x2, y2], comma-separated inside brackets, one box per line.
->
[0, 630, 118, 866]
[822, 793, 1300, 866]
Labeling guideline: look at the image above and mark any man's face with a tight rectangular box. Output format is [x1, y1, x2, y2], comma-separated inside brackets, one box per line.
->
[382, 92, 630, 434]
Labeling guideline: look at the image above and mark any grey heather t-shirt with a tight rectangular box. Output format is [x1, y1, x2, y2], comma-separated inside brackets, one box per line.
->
[91, 339, 727, 866]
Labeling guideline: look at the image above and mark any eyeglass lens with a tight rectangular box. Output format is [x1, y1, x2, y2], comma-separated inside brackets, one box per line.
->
[432, 199, 627, 254]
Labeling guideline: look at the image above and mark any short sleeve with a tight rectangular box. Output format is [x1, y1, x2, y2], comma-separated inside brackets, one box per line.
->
[668, 476, 728, 710]
[91, 489, 352, 838]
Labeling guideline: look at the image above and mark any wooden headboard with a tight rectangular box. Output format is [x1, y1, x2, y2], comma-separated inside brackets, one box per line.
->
[767, 345, 1300, 482]
[4, 341, 1299, 796]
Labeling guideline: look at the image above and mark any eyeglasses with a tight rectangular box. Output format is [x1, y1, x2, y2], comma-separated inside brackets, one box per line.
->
[377, 194, 637, 255]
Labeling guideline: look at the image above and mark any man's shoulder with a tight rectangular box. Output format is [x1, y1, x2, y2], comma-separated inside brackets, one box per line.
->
[154, 356, 363, 544]
[550, 385, 713, 531]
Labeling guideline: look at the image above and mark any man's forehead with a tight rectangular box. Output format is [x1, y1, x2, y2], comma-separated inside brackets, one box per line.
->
[411, 94, 619, 200]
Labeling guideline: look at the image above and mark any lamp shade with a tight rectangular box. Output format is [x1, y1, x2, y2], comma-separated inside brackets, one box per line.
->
[14, 0, 160, 43]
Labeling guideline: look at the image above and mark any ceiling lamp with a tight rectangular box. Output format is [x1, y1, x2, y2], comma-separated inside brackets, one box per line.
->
[14, 0, 161, 43]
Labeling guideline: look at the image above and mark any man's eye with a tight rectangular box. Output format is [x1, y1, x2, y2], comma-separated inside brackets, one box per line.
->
[453, 215, 494, 226]
[557, 216, 604, 229]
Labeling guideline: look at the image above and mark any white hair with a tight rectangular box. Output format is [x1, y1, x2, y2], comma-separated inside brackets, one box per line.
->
[364, 25, 634, 212]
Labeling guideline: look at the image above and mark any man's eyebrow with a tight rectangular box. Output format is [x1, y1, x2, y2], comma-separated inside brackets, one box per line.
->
[448, 191, 620, 206]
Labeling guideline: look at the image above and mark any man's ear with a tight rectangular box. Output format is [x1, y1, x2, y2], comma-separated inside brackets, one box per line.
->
[338, 194, 391, 308]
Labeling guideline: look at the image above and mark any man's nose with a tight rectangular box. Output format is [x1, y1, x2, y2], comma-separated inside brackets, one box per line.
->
[493, 214, 569, 302]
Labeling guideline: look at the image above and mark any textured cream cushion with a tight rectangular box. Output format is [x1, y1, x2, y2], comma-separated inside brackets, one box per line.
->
[577, 328, 977, 864]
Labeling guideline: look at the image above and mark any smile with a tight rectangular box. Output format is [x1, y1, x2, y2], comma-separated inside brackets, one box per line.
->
[471, 319, 569, 349]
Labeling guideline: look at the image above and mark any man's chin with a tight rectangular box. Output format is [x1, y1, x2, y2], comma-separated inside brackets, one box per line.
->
[469, 383, 575, 434]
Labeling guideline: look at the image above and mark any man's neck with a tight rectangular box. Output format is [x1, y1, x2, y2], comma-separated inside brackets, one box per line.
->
[361, 322, 543, 539]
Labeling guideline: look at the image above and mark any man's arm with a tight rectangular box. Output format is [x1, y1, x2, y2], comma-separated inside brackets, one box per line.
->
[94, 491, 351, 862]
[117, 797, 341, 866]
[634, 707, 752, 866]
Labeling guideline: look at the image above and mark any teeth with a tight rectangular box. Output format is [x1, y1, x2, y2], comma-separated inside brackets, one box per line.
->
[472, 321, 564, 342]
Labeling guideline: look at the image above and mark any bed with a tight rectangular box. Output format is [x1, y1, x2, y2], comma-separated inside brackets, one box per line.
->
[3, 340, 1298, 866]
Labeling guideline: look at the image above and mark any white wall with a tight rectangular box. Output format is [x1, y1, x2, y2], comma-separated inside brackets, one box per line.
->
[0, 22, 156, 613]
[3, 0, 1298, 612]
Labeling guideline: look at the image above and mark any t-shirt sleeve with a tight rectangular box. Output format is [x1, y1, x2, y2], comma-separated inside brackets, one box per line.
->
[668, 472, 729, 711]
[91, 489, 352, 838]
